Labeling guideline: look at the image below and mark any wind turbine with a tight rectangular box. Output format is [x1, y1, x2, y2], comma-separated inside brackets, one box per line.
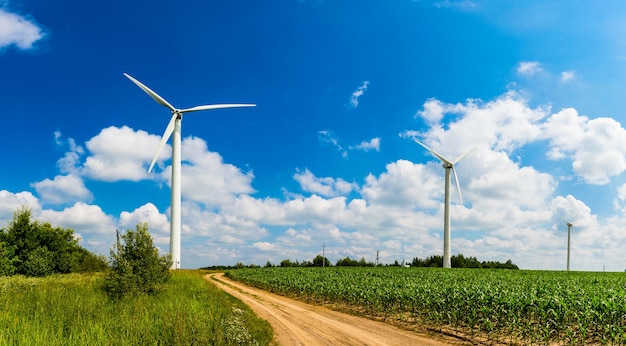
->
[415, 140, 475, 269]
[564, 219, 574, 271]
[124, 73, 255, 269]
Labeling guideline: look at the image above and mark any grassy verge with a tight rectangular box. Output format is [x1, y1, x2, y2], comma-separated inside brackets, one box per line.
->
[0, 270, 273, 345]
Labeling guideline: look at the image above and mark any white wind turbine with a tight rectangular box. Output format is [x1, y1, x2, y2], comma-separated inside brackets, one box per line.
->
[561, 213, 578, 271]
[124, 73, 255, 269]
[564, 219, 574, 271]
[415, 140, 475, 269]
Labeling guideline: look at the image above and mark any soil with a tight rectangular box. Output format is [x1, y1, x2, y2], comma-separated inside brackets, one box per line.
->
[207, 273, 471, 346]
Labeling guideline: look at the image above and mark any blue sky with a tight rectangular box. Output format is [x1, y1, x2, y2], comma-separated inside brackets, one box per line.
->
[2, 0, 626, 270]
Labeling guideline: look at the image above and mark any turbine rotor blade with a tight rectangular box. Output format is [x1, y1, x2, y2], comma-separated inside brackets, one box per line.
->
[452, 167, 463, 204]
[148, 113, 177, 173]
[414, 140, 453, 165]
[181, 104, 256, 113]
[124, 73, 177, 112]
[454, 147, 477, 165]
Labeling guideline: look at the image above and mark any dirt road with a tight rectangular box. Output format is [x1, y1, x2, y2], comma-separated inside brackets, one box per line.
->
[207, 273, 467, 346]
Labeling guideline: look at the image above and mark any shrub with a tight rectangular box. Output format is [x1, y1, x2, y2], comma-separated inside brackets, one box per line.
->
[0, 242, 18, 276]
[23, 246, 55, 277]
[104, 223, 172, 299]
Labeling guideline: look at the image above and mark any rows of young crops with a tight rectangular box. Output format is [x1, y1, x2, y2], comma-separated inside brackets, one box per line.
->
[227, 267, 626, 345]
[0, 271, 272, 345]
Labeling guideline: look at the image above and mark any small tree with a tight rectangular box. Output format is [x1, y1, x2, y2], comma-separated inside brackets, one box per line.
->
[104, 223, 171, 299]
[312, 255, 331, 267]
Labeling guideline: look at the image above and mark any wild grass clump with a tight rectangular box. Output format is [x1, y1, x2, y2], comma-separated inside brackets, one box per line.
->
[0, 270, 273, 345]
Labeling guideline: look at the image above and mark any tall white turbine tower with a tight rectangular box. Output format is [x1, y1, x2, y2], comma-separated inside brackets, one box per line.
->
[415, 140, 475, 268]
[563, 219, 574, 271]
[124, 73, 255, 269]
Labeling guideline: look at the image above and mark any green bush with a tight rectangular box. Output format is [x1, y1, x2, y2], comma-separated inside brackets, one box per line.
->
[104, 223, 172, 299]
[23, 246, 55, 277]
[0, 242, 18, 276]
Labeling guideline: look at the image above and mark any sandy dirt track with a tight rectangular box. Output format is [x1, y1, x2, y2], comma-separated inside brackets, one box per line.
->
[207, 273, 467, 346]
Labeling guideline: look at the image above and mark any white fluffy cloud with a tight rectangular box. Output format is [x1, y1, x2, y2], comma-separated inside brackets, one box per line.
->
[31, 174, 93, 205]
[82, 126, 164, 182]
[179, 136, 255, 207]
[350, 137, 380, 152]
[517, 61, 542, 76]
[0, 190, 40, 221]
[0, 8, 44, 50]
[294, 168, 355, 197]
[543, 108, 626, 184]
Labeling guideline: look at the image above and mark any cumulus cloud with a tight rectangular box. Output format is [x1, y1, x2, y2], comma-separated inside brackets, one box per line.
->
[179, 136, 255, 207]
[0, 190, 41, 221]
[31, 174, 93, 205]
[543, 108, 626, 184]
[294, 168, 355, 197]
[82, 126, 164, 182]
[361, 160, 441, 209]
[253, 241, 275, 251]
[349, 81, 370, 107]
[350, 137, 380, 152]
[517, 61, 542, 76]
[415, 91, 548, 153]
[0, 8, 45, 51]
[560, 70, 576, 82]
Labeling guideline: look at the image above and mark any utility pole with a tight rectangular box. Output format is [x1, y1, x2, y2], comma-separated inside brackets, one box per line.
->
[376, 250, 379, 266]
[322, 243, 326, 267]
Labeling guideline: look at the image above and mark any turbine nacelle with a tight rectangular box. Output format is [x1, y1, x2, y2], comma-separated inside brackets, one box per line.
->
[414, 139, 476, 205]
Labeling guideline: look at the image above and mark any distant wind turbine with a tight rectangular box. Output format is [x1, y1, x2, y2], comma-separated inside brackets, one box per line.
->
[415, 140, 476, 269]
[565, 219, 573, 271]
[124, 73, 255, 269]
[561, 215, 578, 272]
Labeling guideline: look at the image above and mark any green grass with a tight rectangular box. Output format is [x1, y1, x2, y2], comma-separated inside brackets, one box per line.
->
[0, 270, 273, 345]
[227, 267, 626, 345]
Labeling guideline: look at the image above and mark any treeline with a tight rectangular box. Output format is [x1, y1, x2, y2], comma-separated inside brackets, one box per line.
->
[204, 253, 518, 270]
[411, 254, 519, 269]
[0, 207, 108, 276]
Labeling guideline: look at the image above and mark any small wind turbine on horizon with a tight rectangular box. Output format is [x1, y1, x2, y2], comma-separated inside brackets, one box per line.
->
[124, 73, 255, 269]
[561, 214, 578, 272]
[415, 140, 476, 269]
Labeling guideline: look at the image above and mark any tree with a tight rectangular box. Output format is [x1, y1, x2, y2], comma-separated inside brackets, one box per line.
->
[312, 255, 331, 267]
[280, 259, 295, 267]
[104, 223, 172, 299]
[0, 207, 105, 276]
[336, 256, 359, 266]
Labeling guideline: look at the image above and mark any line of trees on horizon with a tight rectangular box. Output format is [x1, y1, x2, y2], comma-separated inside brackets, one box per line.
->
[202, 253, 519, 270]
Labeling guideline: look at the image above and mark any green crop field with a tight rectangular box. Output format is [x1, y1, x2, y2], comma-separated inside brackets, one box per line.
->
[0, 270, 272, 346]
[227, 267, 626, 345]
